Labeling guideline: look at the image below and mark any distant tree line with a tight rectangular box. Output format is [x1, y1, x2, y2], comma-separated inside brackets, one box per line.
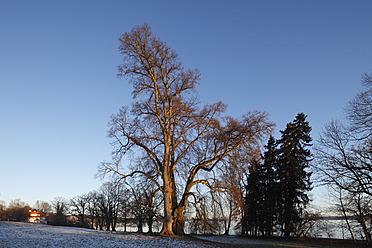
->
[0, 199, 31, 222]
[0, 182, 163, 233]
[52, 181, 163, 232]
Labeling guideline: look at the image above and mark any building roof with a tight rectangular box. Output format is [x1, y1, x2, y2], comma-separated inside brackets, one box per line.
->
[28, 210, 46, 218]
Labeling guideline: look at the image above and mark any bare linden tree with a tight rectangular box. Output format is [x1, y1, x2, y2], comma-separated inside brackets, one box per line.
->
[99, 23, 274, 236]
[315, 73, 372, 244]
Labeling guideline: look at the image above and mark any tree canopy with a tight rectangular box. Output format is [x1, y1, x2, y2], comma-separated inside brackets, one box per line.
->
[99, 23, 274, 236]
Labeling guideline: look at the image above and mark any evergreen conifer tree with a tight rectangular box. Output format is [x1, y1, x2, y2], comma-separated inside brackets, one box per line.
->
[244, 159, 264, 236]
[260, 136, 279, 236]
[243, 138, 279, 237]
[276, 113, 312, 238]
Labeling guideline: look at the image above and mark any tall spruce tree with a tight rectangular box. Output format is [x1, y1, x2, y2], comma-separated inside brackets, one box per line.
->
[260, 136, 279, 236]
[277, 113, 312, 238]
[243, 137, 279, 236]
[244, 159, 264, 236]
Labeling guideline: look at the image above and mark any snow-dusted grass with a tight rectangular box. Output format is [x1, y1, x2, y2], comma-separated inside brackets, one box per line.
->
[196, 235, 275, 246]
[195, 235, 310, 247]
[0, 221, 214, 248]
[4, 221, 355, 248]
[194, 234, 367, 248]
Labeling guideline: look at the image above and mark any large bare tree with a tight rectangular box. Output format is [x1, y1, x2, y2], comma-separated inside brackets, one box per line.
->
[315, 73, 372, 197]
[99, 23, 274, 236]
[315, 73, 372, 244]
[70, 194, 89, 227]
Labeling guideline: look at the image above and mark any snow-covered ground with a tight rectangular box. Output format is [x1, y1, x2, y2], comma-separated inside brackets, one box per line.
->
[1, 221, 359, 248]
[0, 221, 214, 248]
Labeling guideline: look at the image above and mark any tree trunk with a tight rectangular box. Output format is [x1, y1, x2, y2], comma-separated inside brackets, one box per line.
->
[147, 209, 153, 234]
[160, 168, 175, 236]
[137, 218, 143, 233]
[173, 205, 186, 236]
[359, 216, 371, 245]
[148, 220, 153, 234]
[356, 196, 371, 245]
[124, 214, 127, 232]
[106, 212, 110, 231]
[241, 211, 247, 235]
[225, 219, 231, 235]
[224, 200, 233, 235]
[283, 192, 291, 238]
[99, 217, 103, 230]
[112, 216, 117, 232]
[338, 190, 356, 243]
[90, 215, 94, 229]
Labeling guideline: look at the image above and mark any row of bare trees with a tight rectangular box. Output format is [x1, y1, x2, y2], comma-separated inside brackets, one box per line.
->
[67, 182, 162, 232]
[0, 199, 31, 221]
[0, 182, 163, 233]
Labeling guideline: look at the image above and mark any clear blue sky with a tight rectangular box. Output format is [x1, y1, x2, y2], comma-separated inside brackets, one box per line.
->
[1, 0, 371, 207]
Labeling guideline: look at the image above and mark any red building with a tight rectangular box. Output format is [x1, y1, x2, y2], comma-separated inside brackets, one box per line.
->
[28, 210, 47, 224]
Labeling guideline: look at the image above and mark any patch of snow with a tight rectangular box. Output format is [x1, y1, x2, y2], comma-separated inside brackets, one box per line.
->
[0, 222, 214, 248]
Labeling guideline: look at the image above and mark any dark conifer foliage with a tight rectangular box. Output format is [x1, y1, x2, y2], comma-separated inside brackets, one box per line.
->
[260, 136, 280, 236]
[244, 159, 264, 236]
[243, 113, 312, 238]
[276, 113, 313, 238]
[244, 136, 280, 236]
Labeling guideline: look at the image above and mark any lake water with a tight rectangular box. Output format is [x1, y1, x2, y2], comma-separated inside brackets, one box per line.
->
[115, 218, 367, 241]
